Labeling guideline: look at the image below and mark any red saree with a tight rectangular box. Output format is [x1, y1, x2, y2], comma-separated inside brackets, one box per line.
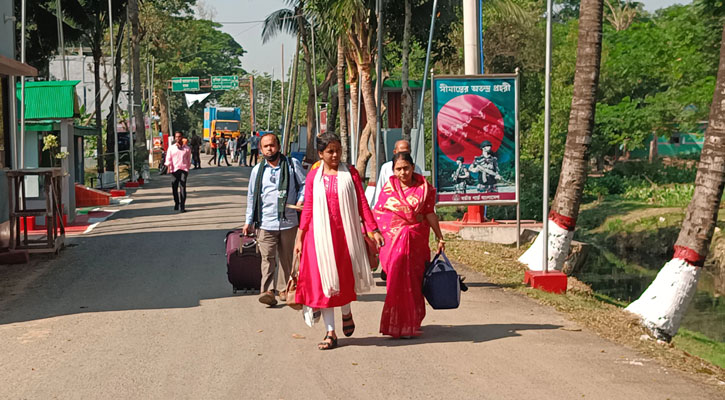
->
[373, 174, 436, 337]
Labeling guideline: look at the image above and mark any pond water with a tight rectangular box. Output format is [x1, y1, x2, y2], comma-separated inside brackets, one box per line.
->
[576, 254, 724, 342]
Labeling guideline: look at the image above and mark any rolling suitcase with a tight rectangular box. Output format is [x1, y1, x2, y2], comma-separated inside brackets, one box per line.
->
[225, 230, 262, 293]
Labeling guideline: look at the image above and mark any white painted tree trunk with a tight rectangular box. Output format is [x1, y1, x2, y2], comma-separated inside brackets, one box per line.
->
[625, 258, 700, 341]
[518, 219, 574, 271]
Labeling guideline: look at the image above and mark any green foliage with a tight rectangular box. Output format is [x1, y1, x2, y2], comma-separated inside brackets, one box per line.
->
[583, 160, 699, 205]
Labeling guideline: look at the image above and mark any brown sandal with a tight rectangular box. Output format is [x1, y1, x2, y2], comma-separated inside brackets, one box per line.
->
[318, 335, 338, 350]
[342, 314, 355, 337]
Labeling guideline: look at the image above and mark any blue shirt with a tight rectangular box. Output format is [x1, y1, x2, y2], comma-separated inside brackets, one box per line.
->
[245, 157, 306, 231]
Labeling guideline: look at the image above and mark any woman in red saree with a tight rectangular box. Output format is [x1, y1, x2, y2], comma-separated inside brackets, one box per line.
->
[374, 152, 446, 338]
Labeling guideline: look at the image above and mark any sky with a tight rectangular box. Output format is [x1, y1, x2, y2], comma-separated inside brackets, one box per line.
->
[204, 0, 694, 77]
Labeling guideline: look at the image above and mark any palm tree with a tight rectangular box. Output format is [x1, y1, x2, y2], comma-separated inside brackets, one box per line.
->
[518, 0, 605, 272]
[263, 0, 336, 162]
[626, 22, 725, 341]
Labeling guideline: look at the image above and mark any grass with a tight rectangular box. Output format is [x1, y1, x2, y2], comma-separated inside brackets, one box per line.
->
[441, 237, 725, 387]
[674, 329, 725, 370]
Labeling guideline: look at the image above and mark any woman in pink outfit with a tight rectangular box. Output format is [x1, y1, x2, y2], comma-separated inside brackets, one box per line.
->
[165, 131, 192, 212]
[294, 133, 384, 350]
[374, 152, 445, 338]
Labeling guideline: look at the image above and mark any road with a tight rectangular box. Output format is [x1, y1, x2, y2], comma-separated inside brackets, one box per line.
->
[0, 157, 721, 399]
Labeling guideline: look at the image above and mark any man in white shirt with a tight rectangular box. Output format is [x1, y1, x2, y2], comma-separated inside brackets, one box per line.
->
[243, 133, 305, 306]
[370, 140, 423, 207]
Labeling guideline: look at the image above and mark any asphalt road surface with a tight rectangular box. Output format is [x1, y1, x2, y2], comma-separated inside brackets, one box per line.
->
[1, 157, 722, 399]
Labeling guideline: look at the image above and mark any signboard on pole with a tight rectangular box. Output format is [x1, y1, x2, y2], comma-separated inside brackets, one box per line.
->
[319, 108, 327, 134]
[172, 77, 200, 92]
[211, 75, 238, 90]
[432, 74, 519, 205]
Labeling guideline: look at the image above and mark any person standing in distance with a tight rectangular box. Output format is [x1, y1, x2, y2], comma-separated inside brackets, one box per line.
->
[244, 133, 306, 306]
[218, 133, 232, 166]
[248, 132, 260, 166]
[165, 131, 192, 212]
[238, 133, 249, 166]
[190, 130, 202, 169]
[370, 140, 423, 207]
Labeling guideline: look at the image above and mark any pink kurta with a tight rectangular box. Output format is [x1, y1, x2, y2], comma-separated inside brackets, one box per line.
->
[295, 165, 378, 308]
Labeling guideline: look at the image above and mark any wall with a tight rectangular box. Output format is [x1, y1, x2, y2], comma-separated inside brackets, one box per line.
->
[0, 1, 14, 59]
[48, 55, 130, 120]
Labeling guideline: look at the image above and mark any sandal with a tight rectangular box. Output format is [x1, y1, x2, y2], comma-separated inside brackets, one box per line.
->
[342, 314, 356, 337]
[318, 335, 338, 350]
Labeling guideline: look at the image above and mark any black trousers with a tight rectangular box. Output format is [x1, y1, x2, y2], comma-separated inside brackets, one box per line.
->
[171, 170, 188, 210]
[192, 149, 201, 168]
[249, 149, 259, 166]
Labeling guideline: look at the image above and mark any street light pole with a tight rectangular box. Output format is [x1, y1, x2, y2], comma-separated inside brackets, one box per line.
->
[20, 0, 26, 169]
[462, 0, 485, 222]
[542, 0, 554, 273]
[127, 7, 135, 182]
[267, 69, 273, 131]
[109, 0, 119, 189]
[56, 0, 67, 80]
[414, 0, 438, 167]
[375, 0, 384, 172]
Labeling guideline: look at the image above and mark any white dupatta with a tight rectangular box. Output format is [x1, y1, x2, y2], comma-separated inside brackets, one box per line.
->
[312, 163, 375, 297]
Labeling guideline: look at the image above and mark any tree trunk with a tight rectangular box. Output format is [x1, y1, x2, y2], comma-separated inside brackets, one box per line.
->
[337, 37, 349, 163]
[648, 134, 658, 163]
[626, 23, 725, 341]
[129, 0, 147, 157]
[328, 89, 338, 134]
[300, 26, 318, 162]
[401, 0, 413, 142]
[347, 56, 359, 165]
[519, 0, 604, 272]
[105, 17, 126, 172]
[356, 62, 378, 182]
[92, 48, 104, 173]
[283, 31, 301, 155]
[158, 89, 170, 137]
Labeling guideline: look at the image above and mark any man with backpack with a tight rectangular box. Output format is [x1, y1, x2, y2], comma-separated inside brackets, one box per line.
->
[207, 133, 218, 166]
[243, 133, 306, 306]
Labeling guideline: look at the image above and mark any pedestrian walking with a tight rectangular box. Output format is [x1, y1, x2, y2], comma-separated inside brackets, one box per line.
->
[229, 135, 237, 163]
[165, 131, 192, 212]
[218, 134, 232, 166]
[248, 132, 260, 166]
[238, 133, 249, 166]
[208, 133, 218, 166]
[373, 152, 445, 338]
[244, 133, 306, 307]
[190, 130, 202, 169]
[293, 132, 383, 350]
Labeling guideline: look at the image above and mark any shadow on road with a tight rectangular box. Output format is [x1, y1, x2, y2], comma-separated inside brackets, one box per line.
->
[0, 228, 242, 325]
[344, 323, 563, 346]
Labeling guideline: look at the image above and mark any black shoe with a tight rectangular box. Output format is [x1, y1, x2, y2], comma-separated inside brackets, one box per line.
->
[381, 269, 387, 282]
[173, 205, 179, 211]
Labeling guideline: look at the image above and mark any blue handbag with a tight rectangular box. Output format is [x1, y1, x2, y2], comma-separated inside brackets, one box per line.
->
[423, 251, 468, 309]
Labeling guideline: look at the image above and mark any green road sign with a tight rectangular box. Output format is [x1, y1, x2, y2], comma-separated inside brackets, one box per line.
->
[211, 76, 238, 90]
[172, 77, 200, 92]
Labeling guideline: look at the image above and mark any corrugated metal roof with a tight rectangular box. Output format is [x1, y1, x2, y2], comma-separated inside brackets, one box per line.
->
[16, 80, 80, 120]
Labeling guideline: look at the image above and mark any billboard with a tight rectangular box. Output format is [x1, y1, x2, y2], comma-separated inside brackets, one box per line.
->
[432, 74, 519, 205]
